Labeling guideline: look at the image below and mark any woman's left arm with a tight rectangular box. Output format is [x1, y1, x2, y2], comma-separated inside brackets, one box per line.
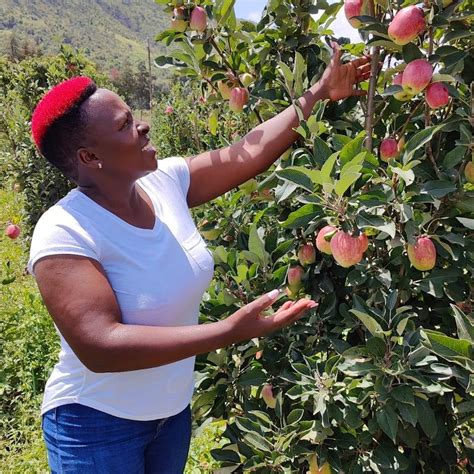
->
[186, 43, 371, 208]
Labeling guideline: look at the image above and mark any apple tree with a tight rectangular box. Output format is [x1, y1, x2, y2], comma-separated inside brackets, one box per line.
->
[155, 0, 473, 471]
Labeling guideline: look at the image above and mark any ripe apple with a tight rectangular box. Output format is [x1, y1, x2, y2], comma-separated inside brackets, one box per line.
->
[165, 105, 174, 114]
[465, 161, 474, 184]
[402, 59, 433, 95]
[287, 265, 304, 293]
[425, 82, 449, 109]
[229, 87, 249, 113]
[388, 6, 426, 45]
[190, 6, 207, 32]
[407, 236, 436, 271]
[330, 231, 364, 268]
[358, 233, 369, 253]
[316, 225, 337, 255]
[344, 0, 368, 28]
[261, 384, 276, 408]
[392, 72, 414, 101]
[5, 224, 21, 240]
[298, 243, 316, 266]
[380, 138, 399, 162]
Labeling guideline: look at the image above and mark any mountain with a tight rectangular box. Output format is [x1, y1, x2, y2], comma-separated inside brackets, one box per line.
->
[0, 0, 170, 75]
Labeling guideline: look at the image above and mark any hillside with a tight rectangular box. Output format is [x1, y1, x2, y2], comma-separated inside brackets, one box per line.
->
[0, 0, 170, 76]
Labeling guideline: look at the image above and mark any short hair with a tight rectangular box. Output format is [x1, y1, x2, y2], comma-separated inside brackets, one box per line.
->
[31, 76, 98, 182]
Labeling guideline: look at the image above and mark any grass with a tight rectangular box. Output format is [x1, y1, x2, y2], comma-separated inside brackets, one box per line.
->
[0, 187, 225, 473]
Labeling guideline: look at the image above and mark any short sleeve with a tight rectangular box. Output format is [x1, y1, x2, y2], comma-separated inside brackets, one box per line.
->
[155, 157, 190, 199]
[27, 209, 101, 277]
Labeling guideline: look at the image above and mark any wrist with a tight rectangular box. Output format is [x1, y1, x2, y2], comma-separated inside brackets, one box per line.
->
[309, 81, 330, 101]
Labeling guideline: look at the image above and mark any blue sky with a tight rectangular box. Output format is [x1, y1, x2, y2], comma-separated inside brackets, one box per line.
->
[234, 0, 361, 42]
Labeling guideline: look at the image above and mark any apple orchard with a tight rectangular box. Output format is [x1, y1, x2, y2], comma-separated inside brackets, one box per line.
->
[3, 0, 471, 472]
[153, 0, 474, 472]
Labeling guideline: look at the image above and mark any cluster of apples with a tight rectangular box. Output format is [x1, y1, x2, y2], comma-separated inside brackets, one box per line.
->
[217, 72, 254, 113]
[170, 4, 207, 33]
[287, 226, 438, 293]
[344, 2, 450, 108]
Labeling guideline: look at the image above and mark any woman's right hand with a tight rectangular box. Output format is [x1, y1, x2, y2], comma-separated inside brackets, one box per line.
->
[225, 289, 318, 341]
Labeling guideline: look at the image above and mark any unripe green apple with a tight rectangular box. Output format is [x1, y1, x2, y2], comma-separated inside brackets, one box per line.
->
[217, 80, 233, 100]
[239, 73, 255, 87]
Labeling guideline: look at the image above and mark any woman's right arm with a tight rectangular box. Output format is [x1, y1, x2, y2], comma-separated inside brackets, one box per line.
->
[34, 255, 316, 373]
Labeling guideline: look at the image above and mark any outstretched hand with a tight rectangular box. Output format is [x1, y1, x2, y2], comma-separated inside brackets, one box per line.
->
[318, 41, 372, 101]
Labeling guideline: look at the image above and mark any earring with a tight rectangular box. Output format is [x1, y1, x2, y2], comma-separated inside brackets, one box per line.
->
[98, 162, 103, 169]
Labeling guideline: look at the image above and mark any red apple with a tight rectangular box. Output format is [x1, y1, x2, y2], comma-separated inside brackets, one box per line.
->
[344, 0, 368, 28]
[261, 384, 276, 408]
[5, 224, 21, 240]
[425, 82, 449, 109]
[388, 6, 426, 46]
[165, 105, 174, 114]
[229, 87, 249, 113]
[402, 59, 433, 95]
[287, 265, 304, 292]
[380, 138, 399, 162]
[393, 72, 413, 101]
[190, 6, 207, 32]
[298, 244, 316, 266]
[358, 233, 369, 253]
[465, 161, 474, 184]
[407, 236, 436, 271]
[330, 231, 364, 268]
[316, 226, 337, 255]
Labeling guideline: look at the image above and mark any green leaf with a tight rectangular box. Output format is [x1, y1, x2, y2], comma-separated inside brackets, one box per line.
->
[293, 51, 306, 97]
[415, 398, 437, 439]
[210, 448, 241, 463]
[350, 310, 384, 337]
[356, 212, 396, 238]
[456, 217, 474, 230]
[397, 403, 418, 427]
[238, 367, 268, 387]
[403, 124, 444, 161]
[451, 305, 474, 342]
[402, 43, 423, 62]
[334, 171, 362, 196]
[242, 431, 273, 452]
[276, 168, 313, 192]
[391, 385, 415, 406]
[281, 204, 321, 229]
[286, 408, 304, 425]
[320, 152, 338, 184]
[313, 136, 332, 162]
[278, 61, 294, 93]
[376, 406, 398, 442]
[208, 109, 219, 136]
[248, 224, 269, 267]
[420, 180, 457, 199]
[423, 330, 473, 360]
[340, 135, 365, 166]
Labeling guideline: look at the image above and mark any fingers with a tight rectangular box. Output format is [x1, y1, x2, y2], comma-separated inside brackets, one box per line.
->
[270, 298, 318, 328]
[330, 41, 342, 64]
[351, 55, 371, 68]
[245, 289, 283, 315]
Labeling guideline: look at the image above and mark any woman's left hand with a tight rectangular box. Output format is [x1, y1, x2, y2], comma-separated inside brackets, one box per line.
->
[318, 41, 372, 101]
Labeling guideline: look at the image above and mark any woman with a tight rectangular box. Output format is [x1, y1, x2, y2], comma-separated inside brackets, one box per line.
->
[28, 43, 370, 473]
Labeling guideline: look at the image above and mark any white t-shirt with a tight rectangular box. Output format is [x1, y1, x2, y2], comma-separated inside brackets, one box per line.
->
[27, 157, 215, 421]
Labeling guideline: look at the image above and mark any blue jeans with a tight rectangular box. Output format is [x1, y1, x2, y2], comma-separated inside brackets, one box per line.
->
[42, 403, 192, 473]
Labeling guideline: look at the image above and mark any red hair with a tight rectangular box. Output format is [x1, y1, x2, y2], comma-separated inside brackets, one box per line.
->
[31, 76, 94, 149]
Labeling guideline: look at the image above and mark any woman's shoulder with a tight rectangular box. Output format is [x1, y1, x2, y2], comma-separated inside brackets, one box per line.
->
[141, 156, 190, 198]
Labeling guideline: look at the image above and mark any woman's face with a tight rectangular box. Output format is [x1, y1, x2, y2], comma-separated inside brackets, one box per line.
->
[79, 88, 157, 179]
